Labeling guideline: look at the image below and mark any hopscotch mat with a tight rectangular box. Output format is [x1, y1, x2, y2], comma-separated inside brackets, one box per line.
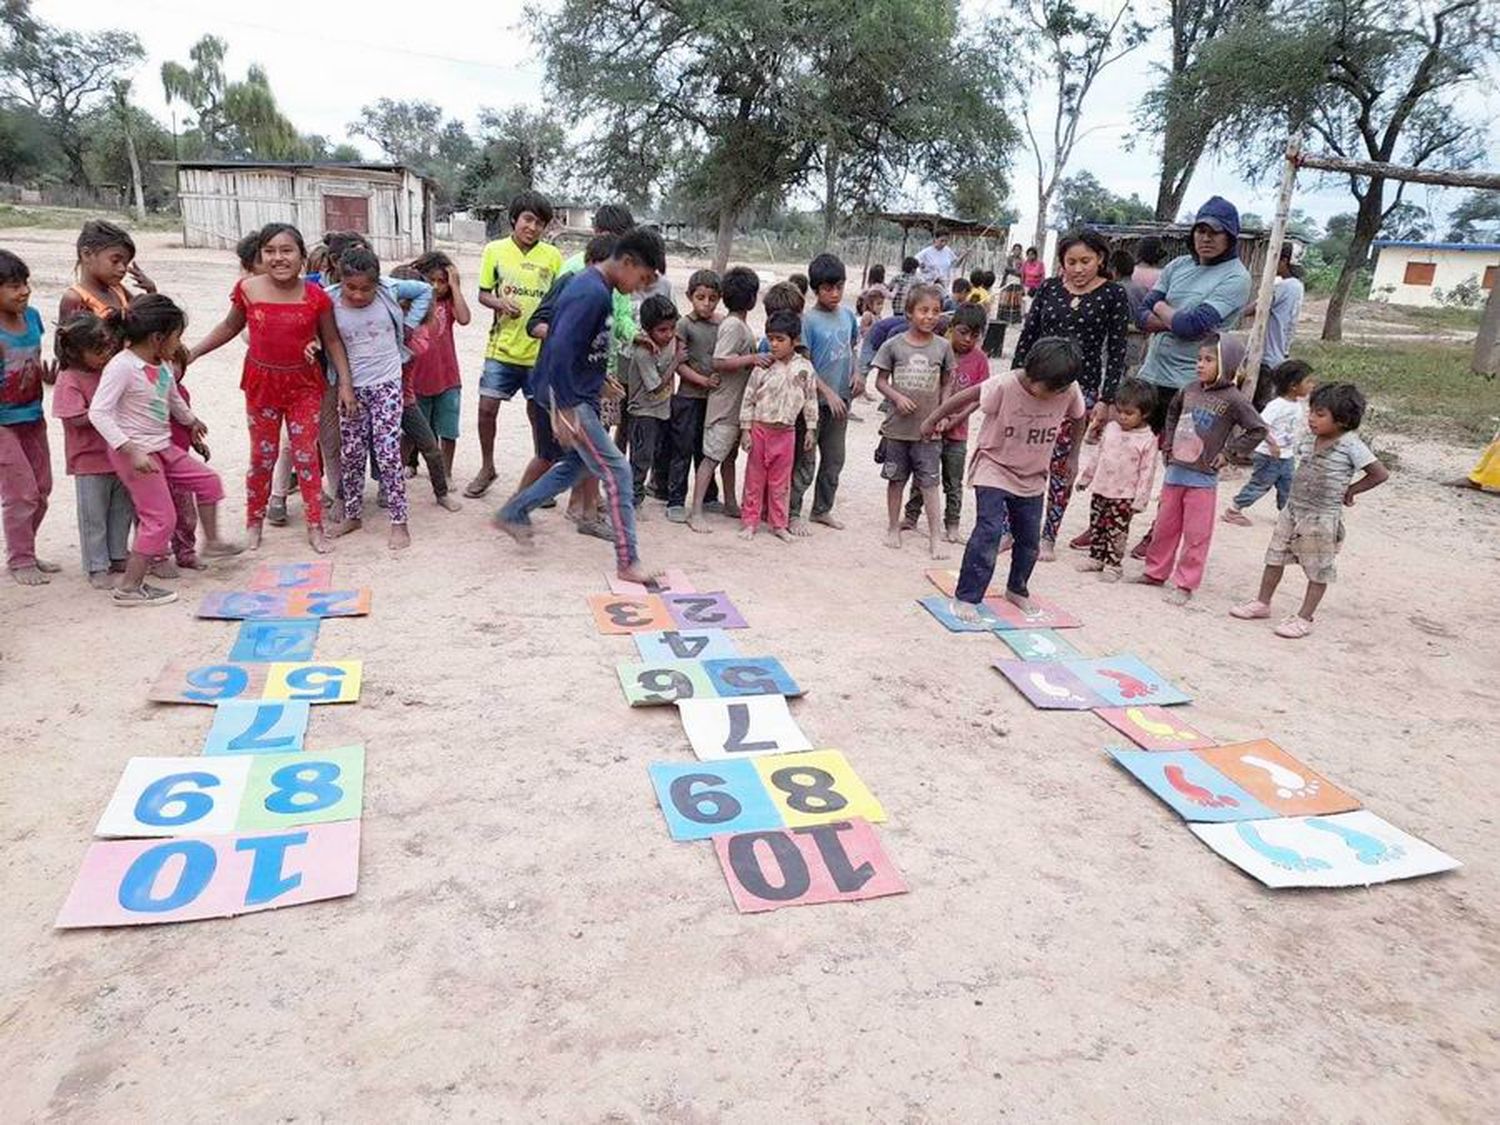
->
[993, 655, 1190, 710]
[1190, 812, 1460, 888]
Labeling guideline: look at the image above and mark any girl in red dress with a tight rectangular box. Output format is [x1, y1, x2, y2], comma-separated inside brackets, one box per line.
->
[189, 224, 355, 552]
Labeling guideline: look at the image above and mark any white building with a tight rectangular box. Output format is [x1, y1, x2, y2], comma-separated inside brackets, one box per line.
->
[1370, 239, 1500, 308]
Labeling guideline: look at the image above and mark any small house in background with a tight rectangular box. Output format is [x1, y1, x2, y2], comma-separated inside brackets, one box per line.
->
[163, 160, 436, 260]
[1371, 240, 1500, 307]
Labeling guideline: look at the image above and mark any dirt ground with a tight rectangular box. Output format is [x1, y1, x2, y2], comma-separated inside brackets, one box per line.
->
[1, 227, 1498, 1122]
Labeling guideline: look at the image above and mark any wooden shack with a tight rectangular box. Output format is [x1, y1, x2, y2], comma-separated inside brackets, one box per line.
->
[166, 161, 436, 260]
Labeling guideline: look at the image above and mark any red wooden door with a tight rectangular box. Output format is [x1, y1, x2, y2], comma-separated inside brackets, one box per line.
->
[323, 194, 369, 234]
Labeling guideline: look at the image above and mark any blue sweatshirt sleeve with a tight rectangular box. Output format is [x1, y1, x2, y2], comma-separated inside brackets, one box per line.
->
[388, 278, 433, 329]
[1134, 286, 1166, 328]
[548, 281, 611, 408]
[1168, 303, 1224, 338]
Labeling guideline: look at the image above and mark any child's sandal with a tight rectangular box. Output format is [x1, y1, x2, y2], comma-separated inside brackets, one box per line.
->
[1274, 615, 1313, 639]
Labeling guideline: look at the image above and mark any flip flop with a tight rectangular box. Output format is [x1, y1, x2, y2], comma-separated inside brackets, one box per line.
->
[463, 470, 496, 499]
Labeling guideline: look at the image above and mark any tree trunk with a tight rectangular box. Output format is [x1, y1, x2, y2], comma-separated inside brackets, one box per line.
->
[1032, 183, 1051, 261]
[713, 207, 737, 275]
[820, 146, 839, 250]
[123, 117, 147, 222]
[1321, 178, 1385, 342]
[1475, 278, 1500, 377]
[1154, 133, 1205, 222]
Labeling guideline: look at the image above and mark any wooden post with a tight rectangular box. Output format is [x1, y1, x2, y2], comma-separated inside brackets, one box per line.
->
[1476, 280, 1500, 378]
[1242, 139, 1301, 400]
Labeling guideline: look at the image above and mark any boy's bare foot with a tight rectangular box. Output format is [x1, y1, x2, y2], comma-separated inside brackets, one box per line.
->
[928, 539, 949, 561]
[885, 529, 902, 549]
[308, 526, 334, 554]
[811, 512, 844, 530]
[738, 526, 756, 541]
[201, 538, 246, 558]
[463, 467, 496, 498]
[617, 562, 664, 585]
[944, 524, 962, 544]
[246, 524, 264, 550]
[1003, 589, 1036, 614]
[88, 571, 116, 590]
[389, 524, 412, 551]
[772, 527, 793, 542]
[149, 558, 180, 579]
[329, 518, 363, 540]
[788, 518, 812, 538]
[437, 494, 463, 512]
[1037, 539, 1057, 562]
[950, 598, 982, 624]
[35, 558, 61, 573]
[10, 566, 49, 586]
[1221, 507, 1253, 527]
[687, 512, 714, 534]
[492, 514, 534, 545]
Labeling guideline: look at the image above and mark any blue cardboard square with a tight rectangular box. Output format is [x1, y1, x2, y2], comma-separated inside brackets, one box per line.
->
[648, 758, 784, 841]
[634, 629, 742, 661]
[1109, 748, 1274, 822]
[202, 700, 311, 755]
[917, 594, 999, 633]
[229, 619, 321, 663]
[996, 629, 1082, 661]
[1069, 654, 1191, 707]
[702, 657, 802, 699]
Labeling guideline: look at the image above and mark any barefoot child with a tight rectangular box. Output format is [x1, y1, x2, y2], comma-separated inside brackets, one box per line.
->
[666, 269, 722, 522]
[1141, 333, 1266, 605]
[496, 227, 668, 584]
[738, 309, 817, 541]
[89, 295, 242, 606]
[688, 267, 767, 532]
[1231, 382, 1387, 638]
[1223, 359, 1315, 525]
[1074, 378, 1157, 581]
[791, 253, 860, 534]
[627, 295, 680, 505]
[189, 223, 354, 552]
[58, 220, 156, 320]
[920, 336, 1087, 620]
[407, 251, 470, 479]
[52, 314, 133, 588]
[873, 283, 954, 559]
[903, 300, 988, 542]
[0, 250, 58, 585]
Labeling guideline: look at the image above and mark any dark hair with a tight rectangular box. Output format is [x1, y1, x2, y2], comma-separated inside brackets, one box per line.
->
[1026, 246, 1038, 257]
[306, 244, 331, 277]
[389, 264, 421, 280]
[584, 234, 617, 264]
[339, 246, 381, 282]
[982, 269, 996, 288]
[0, 249, 29, 284]
[904, 283, 944, 315]
[639, 294, 678, 331]
[1109, 249, 1135, 281]
[1022, 336, 1082, 390]
[116, 293, 186, 344]
[766, 309, 801, 340]
[236, 232, 262, 271]
[411, 250, 454, 276]
[325, 230, 370, 263]
[509, 190, 554, 228]
[54, 312, 116, 369]
[1271, 359, 1314, 397]
[613, 226, 666, 272]
[867, 263, 886, 284]
[1135, 236, 1167, 267]
[952, 277, 971, 294]
[687, 268, 721, 296]
[721, 266, 761, 313]
[76, 219, 135, 265]
[593, 204, 635, 234]
[969, 267, 985, 286]
[950, 302, 987, 334]
[1056, 228, 1110, 273]
[808, 253, 844, 289]
[762, 280, 803, 315]
[933, 227, 949, 240]
[788, 272, 809, 294]
[902, 256, 919, 274]
[1114, 378, 1156, 415]
[257, 222, 306, 259]
[1310, 381, 1365, 431]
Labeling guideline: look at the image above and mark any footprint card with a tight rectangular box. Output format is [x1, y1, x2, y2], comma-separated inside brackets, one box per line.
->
[605, 568, 698, 596]
[1195, 740, 1361, 818]
[993, 660, 1101, 710]
[1190, 811, 1461, 888]
[918, 594, 1000, 633]
[925, 569, 1000, 599]
[1109, 748, 1274, 822]
[1096, 706, 1217, 751]
[982, 595, 1083, 631]
[996, 629, 1082, 662]
[1067, 655, 1191, 707]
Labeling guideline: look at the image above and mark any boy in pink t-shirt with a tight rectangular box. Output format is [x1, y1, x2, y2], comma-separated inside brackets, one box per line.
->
[922, 335, 1085, 619]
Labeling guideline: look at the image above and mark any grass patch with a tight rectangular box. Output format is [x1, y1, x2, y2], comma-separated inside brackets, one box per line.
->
[1394, 304, 1485, 332]
[0, 204, 179, 232]
[1292, 339, 1500, 445]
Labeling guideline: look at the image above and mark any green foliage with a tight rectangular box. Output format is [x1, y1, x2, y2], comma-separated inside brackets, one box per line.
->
[1380, 202, 1432, 242]
[349, 99, 475, 203]
[1052, 171, 1154, 228]
[1445, 191, 1500, 243]
[458, 108, 568, 210]
[160, 36, 317, 161]
[81, 98, 174, 207]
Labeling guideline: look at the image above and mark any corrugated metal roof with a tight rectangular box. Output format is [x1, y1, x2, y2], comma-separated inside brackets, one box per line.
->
[1373, 239, 1500, 252]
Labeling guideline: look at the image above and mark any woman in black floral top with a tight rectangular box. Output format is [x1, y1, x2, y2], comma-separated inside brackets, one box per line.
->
[1010, 229, 1131, 556]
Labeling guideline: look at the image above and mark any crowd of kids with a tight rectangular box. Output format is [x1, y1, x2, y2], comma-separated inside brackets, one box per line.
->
[0, 193, 1386, 635]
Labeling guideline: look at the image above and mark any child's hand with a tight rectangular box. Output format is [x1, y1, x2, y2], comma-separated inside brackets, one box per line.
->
[496, 295, 523, 319]
[740, 431, 752, 452]
[635, 332, 657, 353]
[822, 386, 848, 419]
[895, 392, 919, 415]
[750, 353, 772, 369]
[851, 374, 866, 398]
[603, 376, 625, 401]
[128, 263, 157, 294]
[707, 373, 721, 389]
[304, 338, 323, 365]
[1210, 452, 1228, 470]
[190, 419, 209, 442]
[192, 437, 212, 462]
[802, 429, 816, 452]
[339, 385, 359, 416]
[1343, 487, 1357, 507]
[446, 264, 461, 289]
[39, 358, 58, 386]
[128, 446, 156, 475]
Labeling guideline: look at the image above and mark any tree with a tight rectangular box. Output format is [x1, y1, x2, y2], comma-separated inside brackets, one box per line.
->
[459, 107, 568, 209]
[82, 96, 173, 208]
[350, 99, 474, 203]
[1445, 191, 1500, 242]
[1380, 201, 1432, 242]
[1053, 170, 1154, 228]
[1015, 0, 1149, 254]
[0, 0, 144, 187]
[111, 80, 145, 220]
[161, 36, 310, 161]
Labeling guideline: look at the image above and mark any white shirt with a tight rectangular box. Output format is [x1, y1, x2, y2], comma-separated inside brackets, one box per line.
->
[916, 244, 956, 285]
[1264, 276, 1305, 367]
[1256, 396, 1306, 459]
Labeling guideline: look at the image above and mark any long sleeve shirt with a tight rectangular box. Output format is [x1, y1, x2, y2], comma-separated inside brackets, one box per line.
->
[740, 355, 819, 430]
[90, 350, 195, 453]
[1076, 420, 1158, 510]
[1011, 278, 1130, 403]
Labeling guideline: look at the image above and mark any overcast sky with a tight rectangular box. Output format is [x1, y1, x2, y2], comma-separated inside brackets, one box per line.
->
[33, 0, 1500, 233]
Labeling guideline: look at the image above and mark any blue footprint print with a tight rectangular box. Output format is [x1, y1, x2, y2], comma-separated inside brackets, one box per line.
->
[1235, 823, 1332, 872]
[1305, 818, 1405, 865]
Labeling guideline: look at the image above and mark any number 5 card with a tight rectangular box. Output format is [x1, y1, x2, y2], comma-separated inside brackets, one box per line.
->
[150, 661, 363, 705]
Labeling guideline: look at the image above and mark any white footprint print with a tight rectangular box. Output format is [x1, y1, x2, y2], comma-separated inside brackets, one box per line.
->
[1031, 636, 1059, 657]
[1028, 671, 1084, 703]
[1240, 754, 1320, 800]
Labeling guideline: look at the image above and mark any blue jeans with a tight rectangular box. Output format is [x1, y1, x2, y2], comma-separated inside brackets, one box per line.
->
[956, 486, 1042, 602]
[499, 402, 639, 570]
[1233, 453, 1293, 511]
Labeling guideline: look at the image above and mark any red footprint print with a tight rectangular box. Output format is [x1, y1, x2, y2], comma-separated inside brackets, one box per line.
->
[1163, 764, 1239, 808]
[1100, 668, 1158, 700]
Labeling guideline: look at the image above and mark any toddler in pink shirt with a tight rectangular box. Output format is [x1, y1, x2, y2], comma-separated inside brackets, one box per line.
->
[1075, 379, 1158, 580]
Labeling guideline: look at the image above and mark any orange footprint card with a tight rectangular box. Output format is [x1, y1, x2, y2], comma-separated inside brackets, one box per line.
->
[1096, 706, 1217, 751]
[1196, 740, 1362, 818]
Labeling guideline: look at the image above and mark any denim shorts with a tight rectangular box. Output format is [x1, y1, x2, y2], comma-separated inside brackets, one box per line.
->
[417, 388, 461, 440]
[479, 359, 531, 401]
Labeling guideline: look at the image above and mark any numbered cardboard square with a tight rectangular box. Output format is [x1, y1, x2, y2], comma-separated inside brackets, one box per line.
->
[229, 618, 321, 663]
[605, 568, 698, 596]
[285, 589, 372, 618]
[702, 657, 802, 700]
[1189, 811, 1461, 889]
[1095, 705, 1216, 751]
[237, 745, 365, 831]
[996, 629, 1082, 662]
[56, 821, 362, 928]
[992, 659, 1102, 710]
[647, 759, 784, 841]
[616, 660, 717, 707]
[1067, 655, 1191, 707]
[676, 695, 814, 760]
[917, 594, 1000, 633]
[982, 595, 1082, 631]
[198, 589, 371, 620]
[588, 593, 673, 635]
[1195, 740, 1362, 818]
[752, 749, 886, 827]
[262, 661, 363, 704]
[247, 561, 335, 590]
[712, 818, 909, 913]
[150, 662, 271, 705]
[634, 629, 741, 661]
[663, 592, 748, 630]
[203, 700, 311, 755]
[1109, 748, 1275, 822]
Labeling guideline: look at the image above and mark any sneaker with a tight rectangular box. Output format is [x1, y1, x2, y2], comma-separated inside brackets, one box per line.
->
[113, 583, 178, 608]
[1163, 586, 1193, 606]
[1230, 599, 1272, 620]
[267, 496, 289, 527]
[1076, 558, 1104, 572]
[1098, 566, 1123, 583]
[1068, 529, 1093, 551]
[539, 497, 558, 509]
[666, 505, 688, 523]
[1274, 614, 1314, 639]
[577, 517, 615, 541]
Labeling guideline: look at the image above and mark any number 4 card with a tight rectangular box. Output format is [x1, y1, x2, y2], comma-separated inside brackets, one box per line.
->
[712, 819, 908, 913]
[675, 695, 813, 760]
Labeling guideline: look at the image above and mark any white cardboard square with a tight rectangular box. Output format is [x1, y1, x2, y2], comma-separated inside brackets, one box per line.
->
[675, 695, 814, 761]
[96, 756, 252, 838]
